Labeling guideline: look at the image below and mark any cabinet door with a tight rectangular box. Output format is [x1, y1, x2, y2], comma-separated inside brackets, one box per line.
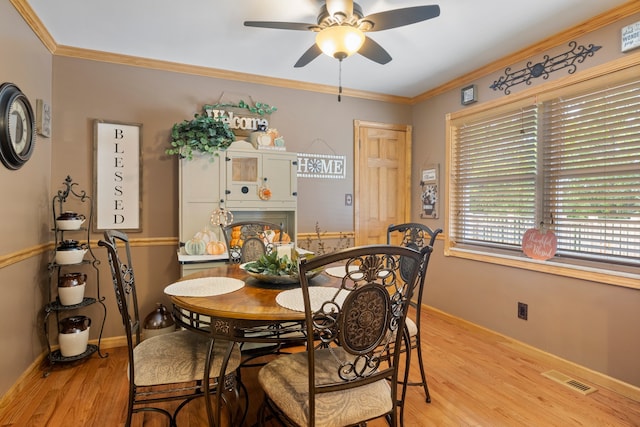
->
[262, 152, 297, 203]
[224, 151, 262, 203]
[179, 154, 224, 242]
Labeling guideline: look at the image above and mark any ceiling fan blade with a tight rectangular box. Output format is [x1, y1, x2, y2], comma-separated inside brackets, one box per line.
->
[244, 21, 316, 31]
[363, 5, 440, 32]
[294, 44, 323, 68]
[358, 37, 392, 65]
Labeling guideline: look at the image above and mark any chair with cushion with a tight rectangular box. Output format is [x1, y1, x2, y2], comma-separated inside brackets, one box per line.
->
[98, 230, 245, 427]
[220, 221, 285, 264]
[257, 244, 430, 426]
[387, 223, 442, 403]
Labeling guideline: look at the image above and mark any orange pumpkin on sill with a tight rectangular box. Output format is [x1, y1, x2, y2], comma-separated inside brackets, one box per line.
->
[206, 241, 226, 255]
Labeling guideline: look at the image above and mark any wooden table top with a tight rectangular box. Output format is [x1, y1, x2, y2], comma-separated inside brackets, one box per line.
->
[169, 263, 334, 322]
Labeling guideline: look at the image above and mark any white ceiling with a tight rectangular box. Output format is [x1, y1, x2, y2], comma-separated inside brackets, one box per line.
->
[26, 0, 630, 98]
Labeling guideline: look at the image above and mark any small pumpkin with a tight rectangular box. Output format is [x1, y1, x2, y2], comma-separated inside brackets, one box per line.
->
[206, 240, 226, 255]
[185, 238, 206, 255]
[274, 230, 291, 243]
[231, 226, 242, 239]
[522, 227, 557, 260]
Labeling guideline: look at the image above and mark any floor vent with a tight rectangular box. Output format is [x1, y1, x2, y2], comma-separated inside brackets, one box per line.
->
[542, 370, 598, 395]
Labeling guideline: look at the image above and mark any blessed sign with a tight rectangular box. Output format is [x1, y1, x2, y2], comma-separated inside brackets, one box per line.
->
[297, 153, 346, 179]
[94, 120, 141, 230]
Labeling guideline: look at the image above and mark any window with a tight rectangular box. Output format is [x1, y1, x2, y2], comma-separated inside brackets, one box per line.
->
[448, 67, 640, 282]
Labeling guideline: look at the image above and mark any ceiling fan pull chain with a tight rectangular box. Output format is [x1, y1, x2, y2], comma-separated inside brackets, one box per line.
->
[338, 59, 343, 102]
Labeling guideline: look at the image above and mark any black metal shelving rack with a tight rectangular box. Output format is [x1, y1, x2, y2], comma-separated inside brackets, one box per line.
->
[42, 176, 107, 376]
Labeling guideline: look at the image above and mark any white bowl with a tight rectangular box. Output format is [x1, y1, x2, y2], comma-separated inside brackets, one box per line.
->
[59, 328, 90, 357]
[56, 218, 85, 230]
[58, 283, 86, 305]
[55, 249, 87, 265]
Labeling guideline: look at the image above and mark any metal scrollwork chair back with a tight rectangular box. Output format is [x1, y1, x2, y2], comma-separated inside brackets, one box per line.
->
[257, 244, 430, 427]
[221, 221, 285, 264]
[98, 230, 245, 427]
[387, 223, 442, 403]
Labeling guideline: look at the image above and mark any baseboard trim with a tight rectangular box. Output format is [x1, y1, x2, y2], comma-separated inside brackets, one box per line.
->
[0, 352, 47, 410]
[425, 304, 640, 402]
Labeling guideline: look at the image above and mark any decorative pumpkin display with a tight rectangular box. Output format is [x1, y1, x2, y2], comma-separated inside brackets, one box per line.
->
[206, 240, 226, 255]
[194, 228, 217, 244]
[184, 238, 206, 255]
[230, 226, 243, 247]
[522, 226, 557, 260]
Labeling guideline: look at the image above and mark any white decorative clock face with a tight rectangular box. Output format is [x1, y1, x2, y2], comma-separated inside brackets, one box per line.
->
[9, 100, 29, 154]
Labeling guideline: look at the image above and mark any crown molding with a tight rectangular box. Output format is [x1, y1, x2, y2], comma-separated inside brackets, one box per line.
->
[410, 0, 640, 104]
[11, 0, 639, 105]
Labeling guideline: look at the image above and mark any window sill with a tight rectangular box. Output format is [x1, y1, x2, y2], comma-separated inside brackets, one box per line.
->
[444, 245, 640, 290]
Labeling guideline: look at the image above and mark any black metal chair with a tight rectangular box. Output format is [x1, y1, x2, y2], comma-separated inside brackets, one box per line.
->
[257, 244, 430, 426]
[98, 230, 245, 426]
[220, 221, 284, 264]
[387, 223, 442, 403]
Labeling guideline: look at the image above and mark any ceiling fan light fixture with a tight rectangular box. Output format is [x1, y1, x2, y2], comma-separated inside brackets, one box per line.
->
[326, 0, 353, 18]
[316, 25, 365, 60]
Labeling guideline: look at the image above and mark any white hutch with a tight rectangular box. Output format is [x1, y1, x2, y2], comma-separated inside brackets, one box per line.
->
[178, 140, 298, 275]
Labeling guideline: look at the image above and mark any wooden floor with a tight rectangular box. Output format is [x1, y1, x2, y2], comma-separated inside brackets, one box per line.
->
[1, 307, 639, 426]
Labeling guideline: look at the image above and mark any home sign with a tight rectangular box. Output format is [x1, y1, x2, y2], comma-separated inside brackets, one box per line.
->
[297, 152, 346, 179]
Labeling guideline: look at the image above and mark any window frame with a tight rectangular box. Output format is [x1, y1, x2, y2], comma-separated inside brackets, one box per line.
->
[445, 57, 640, 290]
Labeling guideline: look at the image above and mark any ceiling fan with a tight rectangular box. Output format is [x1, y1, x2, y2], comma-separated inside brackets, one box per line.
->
[244, 0, 441, 68]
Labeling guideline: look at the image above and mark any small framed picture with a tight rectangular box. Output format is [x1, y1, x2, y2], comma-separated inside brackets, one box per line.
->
[461, 84, 477, 105]
[420, 165, 439, 219]
[36, 99, 51, 137]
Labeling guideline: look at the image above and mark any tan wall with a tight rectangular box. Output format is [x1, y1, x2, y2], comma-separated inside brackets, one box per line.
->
[2, 1, 640, 399]
[49, 56, 412, 343]
[0, 2, 53, 395]
[412, 12, 640, 387]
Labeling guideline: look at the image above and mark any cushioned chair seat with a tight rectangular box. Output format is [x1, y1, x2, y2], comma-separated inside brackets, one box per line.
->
[258, 347, 393, 427]
[133, 331, 241, 386]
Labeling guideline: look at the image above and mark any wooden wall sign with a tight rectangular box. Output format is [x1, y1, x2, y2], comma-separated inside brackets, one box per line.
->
[93, 120, 141, 231]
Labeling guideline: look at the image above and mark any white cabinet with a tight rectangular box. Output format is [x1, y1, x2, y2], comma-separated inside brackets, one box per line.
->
[224, 148, 297, 207]
[179, 154, 224, 247]
[178, 141, 298, 275]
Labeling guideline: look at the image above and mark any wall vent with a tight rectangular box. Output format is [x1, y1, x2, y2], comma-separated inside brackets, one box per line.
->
[542, 370, 598, 395]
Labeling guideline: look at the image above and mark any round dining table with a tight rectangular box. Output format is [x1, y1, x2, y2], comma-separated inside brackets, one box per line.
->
[167, 262, 334, 426]
[169, 263, 335, 338]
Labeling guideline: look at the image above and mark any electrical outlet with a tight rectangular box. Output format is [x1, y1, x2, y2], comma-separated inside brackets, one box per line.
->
[518, 302, 528, 320]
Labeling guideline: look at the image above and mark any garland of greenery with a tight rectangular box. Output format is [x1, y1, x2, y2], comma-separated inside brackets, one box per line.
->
[166, 113, 235, 160]
[166, 100, 277, 160]
[204, 100, 277, 116]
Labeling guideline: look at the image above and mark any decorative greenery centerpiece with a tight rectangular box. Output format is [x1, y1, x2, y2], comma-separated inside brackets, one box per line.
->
[166, 113, 236, 160]
[244, 251, 299, 277]
[242, 250, 319, 284]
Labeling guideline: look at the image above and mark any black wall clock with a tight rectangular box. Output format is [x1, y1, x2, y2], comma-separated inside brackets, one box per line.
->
[0, 82, 36, 170]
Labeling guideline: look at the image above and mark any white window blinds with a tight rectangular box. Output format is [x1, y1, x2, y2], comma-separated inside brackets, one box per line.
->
[542, 79, 640, 263]
[451, 105, 538, 248]
[450, 75, 640, 267]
